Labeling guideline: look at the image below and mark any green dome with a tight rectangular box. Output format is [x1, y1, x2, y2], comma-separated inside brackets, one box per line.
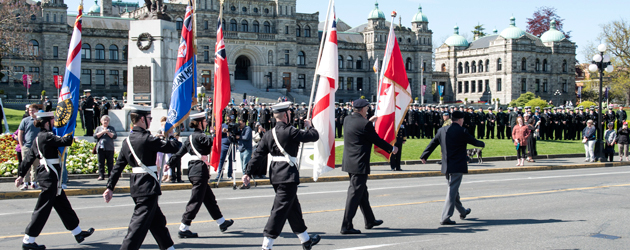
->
[500, 16, 525, 39]
[368, 1, 385, 20]
[540, 20, 566, 43]
[88, 0, 100, 13]
[411, 4, 428, 23]
[444, 26, 469, 47]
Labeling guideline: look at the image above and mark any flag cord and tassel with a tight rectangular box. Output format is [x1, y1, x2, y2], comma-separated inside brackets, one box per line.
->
[296, 0, 334, 171]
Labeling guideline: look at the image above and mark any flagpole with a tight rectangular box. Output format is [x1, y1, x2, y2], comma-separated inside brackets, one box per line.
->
[297, 0, 333, 170]
[374, 56, 380, 105]
[420, 55, 424, 104]
[375, 13, 397, 112]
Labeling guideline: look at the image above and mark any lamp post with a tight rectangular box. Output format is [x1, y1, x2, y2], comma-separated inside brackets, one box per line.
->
[588, 44, 614, 161]
[553, 90, 562, 107]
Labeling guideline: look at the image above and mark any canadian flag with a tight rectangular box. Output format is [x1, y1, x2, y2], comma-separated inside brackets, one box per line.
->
[312, 3, 337, 181]
[374, 19, 412, 159]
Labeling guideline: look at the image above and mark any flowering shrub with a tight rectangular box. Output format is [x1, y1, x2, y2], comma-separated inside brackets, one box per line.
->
[0, 134, 18, 163]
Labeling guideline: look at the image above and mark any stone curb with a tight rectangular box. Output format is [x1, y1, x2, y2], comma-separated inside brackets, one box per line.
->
[1, 160, 628, 200]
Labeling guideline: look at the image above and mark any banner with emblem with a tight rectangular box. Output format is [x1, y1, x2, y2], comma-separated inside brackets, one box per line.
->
[165, 0, 197, 135]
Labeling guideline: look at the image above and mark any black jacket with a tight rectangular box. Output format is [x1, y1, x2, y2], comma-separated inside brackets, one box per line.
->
[168, 129, 212, 178]
[420, 123, 485, 174]
[342, 113, 394, 175]
[107, 126, 181, 197]
[19, 131, 73, 179]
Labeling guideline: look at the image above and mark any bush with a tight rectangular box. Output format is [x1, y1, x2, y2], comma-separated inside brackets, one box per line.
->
[578, 101, 597, 108]
[525, 98, 549, 109]
[509, 92, 536, 107]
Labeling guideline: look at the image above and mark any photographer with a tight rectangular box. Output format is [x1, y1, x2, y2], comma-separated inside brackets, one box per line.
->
[217, 116, 237, 180]
[235, 119, 253, 188]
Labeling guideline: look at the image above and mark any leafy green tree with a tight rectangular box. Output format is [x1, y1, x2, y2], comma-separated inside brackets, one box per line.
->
[578, 101, 597, 107]
[525, 98, 549, 109]
[472, 24, 486, 39]
[509, 92, 536, 107]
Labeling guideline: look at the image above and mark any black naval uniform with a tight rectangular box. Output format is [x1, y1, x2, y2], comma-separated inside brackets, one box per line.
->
[297, 108, 307, 129]
[476, 111, 486, 139]
[617, 109, 628, 130]
[82, 95, 95, 136]
[248, 107, 259, 129]
[424, 110, 434, 139]
[390, 126, 406, 171]
[261, 107, 271, 131]
[497, 111, 507, 139]
[486, 112, 496, 139]
[508, 110, 517, 139]
[44, 100, 52, 112]
[469, 111, 477, 137]
[555, 112, 564, 140]
[93, 103, 101, 127]
[245, 121, 319, 239]
[335, 107, 342, 138]
[238, 106, 249, 124]
[107, 126, 181, 250]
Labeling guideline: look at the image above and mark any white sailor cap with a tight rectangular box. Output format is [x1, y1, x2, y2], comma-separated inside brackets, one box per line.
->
[84, 89, 91, 93]
[190, 112, 205, 120]
[35, 111, 54, 120]
[127, 104, 152, 114]
[272, 101, 292, 113]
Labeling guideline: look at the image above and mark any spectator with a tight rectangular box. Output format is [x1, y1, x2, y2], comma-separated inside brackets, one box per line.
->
[583, 120, 597, 162]
[511, 116, 530, 166]
[94, 115, 117, 180]
[251, 123, 267, 179]
[236, 118, 252, 188]
[617, 122, 629, 161]
[604, 123, 617, 162]
[12, 130, 22, 166]
[17, 104, 41, 190]
[526, 115, 538, 162]
[0, 101, 4, 133]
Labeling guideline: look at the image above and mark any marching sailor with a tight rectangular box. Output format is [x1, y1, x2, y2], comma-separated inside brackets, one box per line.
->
[166, 112, 234, 238]
[242, 101, 321, 250]
[103, 105, 182, 250]
[16, 111, 94, 250]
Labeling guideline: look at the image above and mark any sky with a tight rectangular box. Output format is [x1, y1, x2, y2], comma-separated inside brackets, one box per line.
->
[66, 0, 630, 63]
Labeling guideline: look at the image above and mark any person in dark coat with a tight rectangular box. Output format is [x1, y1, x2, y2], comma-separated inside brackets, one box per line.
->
[242, 102, 321, 250]
[616, 106, 627, 130]
[43, 96, 52, 112]
[82, 90, 95, 136]
[420, 111, 485, 225]
[16, 111, 94, 250]
[390, 125, 406, 171]
[476, 107, 486, 139]
[508, 107, 518, 139]
[248, 103, 258, 129]
[340, 99, 398, 234]
[103, 105, 182, 250]
[486, 107, 496, 139]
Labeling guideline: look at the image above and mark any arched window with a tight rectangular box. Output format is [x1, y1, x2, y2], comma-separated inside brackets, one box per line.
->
[28, 40, 39, 56]
[405, 57, 413, 71]
[304, 26, 311, 37]
[109, 45, 118, 61]
[543, 59, 548, 72]
[441, 63, 446, 72]
[562, 60, 567, 72]
[230, 19, 237, 31]
[253, 21, 260, 33]
[458, 62, 463, 74]
[464, 62, 470, 73]
[295, 25, 301, 37]
[521, 58, 527, 71]
[535, 58, 540, 72]
[242, 7, 247, 12]
[471, 61, 476, 73]
[478, 60, 483, 72]
[497, 58, 502, 71]
[485, 59, 490, 72]
[347, 56, 354, 69]
[176, 17, 183, 30]
[356, 56, 363, 69]
[264, 21, 271, 33]
[297, 51, 305, 66]
[241, 20, 248, 32]
[95, 44, 105, 60]
[268, 50, 274, 64]
[423, 62, 427, 72]
[407, 38, 411, 43]
[81, 43, 91, 59]
[338, 55, 344, 69]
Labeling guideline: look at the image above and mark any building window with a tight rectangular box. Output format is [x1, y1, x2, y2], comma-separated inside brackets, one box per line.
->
[254, 7, 258, 13]
[497, 58, 502, 71]
[53, 67, 59, 75]
[339, 77, 344, 90]
[338, 56, 343, 69]
[109, 45, 118, 61]
[464, 62, 470, 73]
[471, 61, 476, 73]
[264, 8, 269, 14]
[253, 21, 260, 33]
[347, 56, 353, 69]
[464, 81, 469, 93]
[29, 67, 39, 75]
[284, 51, 289, 65]
[458, 62, 462, 74]
[81, 43, 91, 59]
[285, 26, 289, 34]
[562, 60, 568, 72]
[521, 78, 526, 92]
[521, 58, 527, 71]
[230, 6, 236, 11]
[204, 20, 209, 30]
[81, 69, 91, 85]
[95, 70, 105, 85]
[543, 79, 548, 92]
[298, 74, 305, 89]
[562, 79, 568, 93]
[53, 46, 58, 59]
[110, 70, 119, 85]
[268, 50, 273, 64]
[14, 66, 24, 73]
[543, 59, 548, 72]
[405, 58, 412, 71]
[242, 7, 247, 12]
[485, 59, 490, 72]
[347, 77, 353, 90]
[356, 56, 363, 69]
[297, 51, 305, 66]
[122, 70, 127, 85]
[478, 60, 483, 72]
[264, 21, 271, 33]
[28, 40, 39, 56]
[535, 59, 541, 72]
[458, 81, 462, 93]
[357, 77, 363, 91]
[471, 80, 476, 92]
[61, 14, 63, 22]
[122, 45, 128, 61]
[95, 44, 105, 60]
[485, 79, 490, 92]
[230, 19, 237, 31]
[176, 18, 183, 30]
[46, 14, 49, 22]
[423, 62, 427, 72]
[478, 80, 483, 93]
[304, 26, 311, 37]
[241, 20, 248, 32]
[496, 78, 502, 92]
[203, 46, 210, 62]
[535, 79, 540, 92]
[296, 25, 301, 37]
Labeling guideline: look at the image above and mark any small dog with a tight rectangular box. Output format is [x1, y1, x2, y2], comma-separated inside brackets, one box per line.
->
[467, 148, 483, 164]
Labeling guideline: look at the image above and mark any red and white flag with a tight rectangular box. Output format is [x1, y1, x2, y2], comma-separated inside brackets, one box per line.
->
[374, 17, 412, 159]
[312, 2, 337, 181]
[210, 4, 231, 171]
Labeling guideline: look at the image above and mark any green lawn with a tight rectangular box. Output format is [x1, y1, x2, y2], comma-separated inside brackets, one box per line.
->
[3, 108, 85, 136]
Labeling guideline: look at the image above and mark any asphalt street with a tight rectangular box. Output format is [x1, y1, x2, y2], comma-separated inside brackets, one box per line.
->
[1, 166, 630, 249]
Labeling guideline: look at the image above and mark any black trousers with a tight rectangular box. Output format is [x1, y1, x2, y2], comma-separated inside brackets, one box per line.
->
[182, 176, 223, 225]
[434, 125, 440, 137]
[605, 145, 615, 162]
[84, 112, 94, 136]
[341, 174, 375, 231]
[264, 183, 307, 238]
[425, 125, 433, 138]
[469, 125, 476, 137]
[486, 125, 494, 139]
[121, 195, 173, 250]
[171, 161, 182, 182]
[555, 124, 563, 140]
[262, 122, 270, 131]
[408, 124, 416, 138]
[97, 150, 114, 178]
[517, 146, 527, 159]
[477, 124, 485, 139]
[25, 170, 80, 237]
[506, 126, 512, 139]
[336, 123, 343, 138]
[545, 125, 554, 140]
[390, 140, 403, 170]
[497, 125, 505, 139]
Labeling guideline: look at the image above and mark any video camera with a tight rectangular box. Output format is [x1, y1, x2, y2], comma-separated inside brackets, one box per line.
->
[227, 122, 240, 141]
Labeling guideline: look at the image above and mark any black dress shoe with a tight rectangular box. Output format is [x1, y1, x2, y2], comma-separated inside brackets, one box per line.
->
[178, 230, 199, 238]
[395, 168, 403, 171]
[302, 234, 321, 250]
[23, 242, 46, 250]
[219, 219, 234, 232]
[440, 219, 456, 225]
[340, 228, 361, 234]
[74, 228, 95, 243]
[460, 208, 471, 220]
[365, 219, 383, 229]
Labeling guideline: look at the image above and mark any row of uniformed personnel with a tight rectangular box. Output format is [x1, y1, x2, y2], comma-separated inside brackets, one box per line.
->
[218, 102, 312, 131]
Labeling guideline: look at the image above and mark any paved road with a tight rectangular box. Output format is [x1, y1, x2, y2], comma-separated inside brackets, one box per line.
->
[1, 166, 629, 249]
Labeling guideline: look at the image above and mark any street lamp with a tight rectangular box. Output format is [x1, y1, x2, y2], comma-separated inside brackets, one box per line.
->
[553, 90, 562, 107]
[588, 43, 614, 161]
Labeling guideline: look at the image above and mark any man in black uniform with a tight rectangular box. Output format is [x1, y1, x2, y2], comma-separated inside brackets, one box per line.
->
[617, 106, 627, 130]
[496, 107, 507, 139]
[390, 124, 406, 171]
[416, 104, 424, 139]
[93, 97, 101, 127]
[238, 103, 249, 125]
[433, 105, 442, 136]
[103, 105, 182, 250]
[340, 99, 397, 234]
[468, 107, 477, 137]
[82, 90, 95, 136]
[476, 107, 486, 139]
[260, 103, 271, 130]
[424, 106, 434, 139]
[101, 97, 111, 118]
[43, 96, 52, 112]
[486, 107, 495, 139]
[554, 107, 564, 140]
[242, 102, 321, 250]
[366, 103, 375, 120]
[334, 103, 342, 138]
[249, 103, 258, 129]
[339, 103, 348, 138]
[567, 108, 577, 140]
[16, 111, 94, 250]
[166, 113, 234, 239]
[78, 96, 85, 132]
[298, 103, 308, 129]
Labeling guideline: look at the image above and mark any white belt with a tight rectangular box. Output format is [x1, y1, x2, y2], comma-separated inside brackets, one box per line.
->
[84, 109, 94, 111]
[40, 158, 60, 165]
[132, 166, 158, 173]
[271, 156, 297, 163]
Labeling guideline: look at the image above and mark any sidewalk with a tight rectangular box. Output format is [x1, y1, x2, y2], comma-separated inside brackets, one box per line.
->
[1, 157, 628, 200]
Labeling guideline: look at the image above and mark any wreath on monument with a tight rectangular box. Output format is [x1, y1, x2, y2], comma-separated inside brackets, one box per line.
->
[137, 32, 153, 51]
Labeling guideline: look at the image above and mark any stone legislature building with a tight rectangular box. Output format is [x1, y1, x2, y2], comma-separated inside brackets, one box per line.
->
[2, 0, 575, 105]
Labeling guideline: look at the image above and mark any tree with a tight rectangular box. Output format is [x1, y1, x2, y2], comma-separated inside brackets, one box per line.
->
[0, 0, 40, 79]
[525, 98, 549, 109]
[526, 6, 571, 39]
[509, 92, 536, 107]
[471, 23, 486, 39]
